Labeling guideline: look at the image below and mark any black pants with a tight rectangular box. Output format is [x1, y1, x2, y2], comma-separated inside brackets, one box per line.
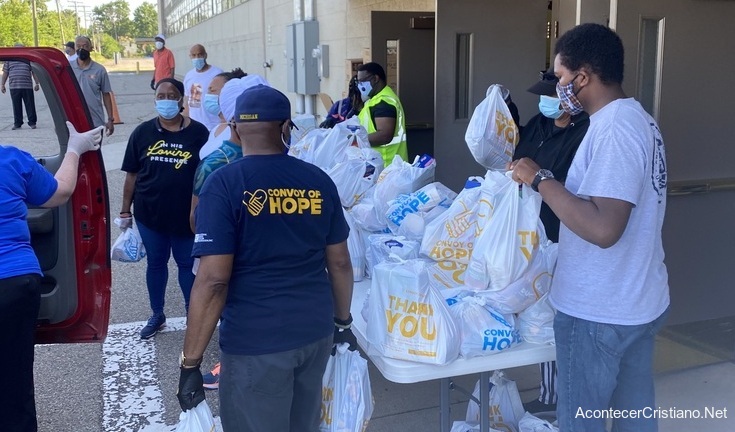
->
[10, 88, 37, 127]
[0, 274, 41, 432]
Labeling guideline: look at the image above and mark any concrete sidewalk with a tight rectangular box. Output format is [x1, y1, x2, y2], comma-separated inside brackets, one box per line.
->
[6, 72, 734, 431]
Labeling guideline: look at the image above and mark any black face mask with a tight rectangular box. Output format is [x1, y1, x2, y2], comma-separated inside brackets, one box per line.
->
[76, 49, 90, 61]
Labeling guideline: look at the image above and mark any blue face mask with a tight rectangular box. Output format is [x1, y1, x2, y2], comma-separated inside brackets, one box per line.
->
[357, 80, 373, 102]
[203, 93, 220, 116]
[538, 95, 564, 119]
[192, 58, 206, 71]
[156, 100, 180, 119]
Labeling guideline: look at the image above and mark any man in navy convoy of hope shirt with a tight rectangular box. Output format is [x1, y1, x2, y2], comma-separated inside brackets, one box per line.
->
[176, 85, 357, 432]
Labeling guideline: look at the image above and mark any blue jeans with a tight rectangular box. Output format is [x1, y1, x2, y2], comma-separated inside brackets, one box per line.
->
[554, 308, 669, 432]
[136, 221, 195, 314]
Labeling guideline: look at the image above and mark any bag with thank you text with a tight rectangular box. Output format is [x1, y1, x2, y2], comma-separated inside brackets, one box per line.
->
[466, 371, 525, 432]
[366, 258, 460, 364]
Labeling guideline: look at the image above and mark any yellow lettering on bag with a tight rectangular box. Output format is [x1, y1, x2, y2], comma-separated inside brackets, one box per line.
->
[518, 230, 539, 261]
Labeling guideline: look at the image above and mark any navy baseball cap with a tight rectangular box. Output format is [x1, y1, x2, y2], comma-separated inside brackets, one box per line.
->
[235, 85, 293, 124]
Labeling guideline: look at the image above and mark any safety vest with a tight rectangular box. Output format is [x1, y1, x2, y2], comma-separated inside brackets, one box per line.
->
[358, 85, 408, 166]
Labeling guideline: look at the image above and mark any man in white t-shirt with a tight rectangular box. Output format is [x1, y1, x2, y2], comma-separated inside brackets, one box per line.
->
[183, 44, 223, 130]
[511, 23, 669, 432]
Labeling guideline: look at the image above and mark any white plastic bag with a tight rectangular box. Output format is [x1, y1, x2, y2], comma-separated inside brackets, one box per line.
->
[372, 155, 436, 222]
[174, 400, 216, 432]
[479, 242, 558, 314]
[313, 118, 370, 170]
[465, 171, 542, 291]
[288, 128, 331, 165]
[368, 234, 421, 269]
[427, 260, 467, 291]
[449, 296, 521, 359]
[466, 371, 525, 432]
[517, 292, 556, 345]
[319, 344, 374, 432]
[450, 422, 483, 432]
[343, 209, 366, 281]
[518, 411, 559, 432]
[385, 182, 457, 240]
[420, 177, 493, 265]
[291, 113, 318, 143]
[465, 84, 518, 170]
[366, 259, 460, 364]
[110, 218, 146, 262]
[327, 147, 384, 208]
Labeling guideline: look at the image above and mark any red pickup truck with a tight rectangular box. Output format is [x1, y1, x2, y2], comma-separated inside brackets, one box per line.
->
[2, 47, 111, 344]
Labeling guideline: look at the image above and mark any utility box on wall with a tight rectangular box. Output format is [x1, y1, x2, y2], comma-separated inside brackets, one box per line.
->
[285, 20, 320, 95]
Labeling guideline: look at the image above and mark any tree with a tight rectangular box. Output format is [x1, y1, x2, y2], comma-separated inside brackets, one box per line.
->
[133, 2, 157, 38]
[0, 0, 35, 46]
[92, 0, 132, 41]
[98, 32, 122, 58]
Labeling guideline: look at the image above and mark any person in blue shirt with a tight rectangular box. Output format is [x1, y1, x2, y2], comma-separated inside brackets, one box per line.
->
[0, 122, 104, 432]
[176, 85, 357, 432]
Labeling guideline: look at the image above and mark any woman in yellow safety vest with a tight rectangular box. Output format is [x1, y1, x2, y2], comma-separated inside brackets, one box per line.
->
[356, 62, 407, 166]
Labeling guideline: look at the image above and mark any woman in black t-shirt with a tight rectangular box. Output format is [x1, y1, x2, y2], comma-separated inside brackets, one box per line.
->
[120, 78, 209, 339]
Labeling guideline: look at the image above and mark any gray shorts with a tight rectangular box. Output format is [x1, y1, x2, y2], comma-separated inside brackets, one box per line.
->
[219, 334, 333, 432]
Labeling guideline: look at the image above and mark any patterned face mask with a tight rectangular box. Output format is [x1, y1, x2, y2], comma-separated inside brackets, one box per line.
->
[556, 74, 585, 115]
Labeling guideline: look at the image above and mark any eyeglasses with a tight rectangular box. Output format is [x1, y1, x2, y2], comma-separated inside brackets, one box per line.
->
[357, 74, 374, 83]
[155, 94, 182, 101]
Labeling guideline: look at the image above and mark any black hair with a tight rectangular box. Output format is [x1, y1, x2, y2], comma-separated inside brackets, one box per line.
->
[65, 41, 75, 49]
[216, 67, 247, 81]
[347, 75, 359, 99]
[357, 62, 386, 83]
[554, 23, 624, 85]
[155, 78, 185, 96]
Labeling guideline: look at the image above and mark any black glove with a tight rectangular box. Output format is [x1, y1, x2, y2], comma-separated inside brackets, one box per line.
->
[177, 366, 205, 411]
[150, 79, 156, 90]
[333, 326, 358, 351]
[319, 117, 337, 129]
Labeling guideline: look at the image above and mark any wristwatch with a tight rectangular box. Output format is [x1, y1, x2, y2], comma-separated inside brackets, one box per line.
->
[531, 169, 555, 192]
[179, 351, 202, 368]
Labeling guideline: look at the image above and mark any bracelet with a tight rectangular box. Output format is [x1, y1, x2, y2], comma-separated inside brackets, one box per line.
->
[334, 314, 353, 329]
[119, 211, 132, 216]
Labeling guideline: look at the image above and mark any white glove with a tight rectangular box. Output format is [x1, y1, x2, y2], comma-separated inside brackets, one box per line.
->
[66, 121, 104, 156]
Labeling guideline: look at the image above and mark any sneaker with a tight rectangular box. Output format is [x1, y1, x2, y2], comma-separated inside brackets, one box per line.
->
[140, 313, 166, 339]
[523, 398, 557, 414]
[202, 362, 221, 390]
[29, 124, 36, 129]
[12, 125, 21, 130]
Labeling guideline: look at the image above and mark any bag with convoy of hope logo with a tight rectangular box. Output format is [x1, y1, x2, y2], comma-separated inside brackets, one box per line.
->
[448, 295, 521, 359]
[110, 218, 146, 263]
[420, 176, 500, 266]
[366, 258, 460, 365]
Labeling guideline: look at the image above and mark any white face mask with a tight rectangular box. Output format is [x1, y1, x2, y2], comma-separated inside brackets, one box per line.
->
[358, 80, 373, 102]
[155, 41, 164, 50]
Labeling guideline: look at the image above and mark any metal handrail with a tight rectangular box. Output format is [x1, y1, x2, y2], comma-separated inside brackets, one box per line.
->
[667, 177, 735, 196]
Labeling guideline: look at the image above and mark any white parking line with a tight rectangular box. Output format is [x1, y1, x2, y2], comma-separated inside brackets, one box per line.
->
[102, 317, 222, 432]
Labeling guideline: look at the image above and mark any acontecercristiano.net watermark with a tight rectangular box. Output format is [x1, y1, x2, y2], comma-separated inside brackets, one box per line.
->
[575, 407, 728, 420]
